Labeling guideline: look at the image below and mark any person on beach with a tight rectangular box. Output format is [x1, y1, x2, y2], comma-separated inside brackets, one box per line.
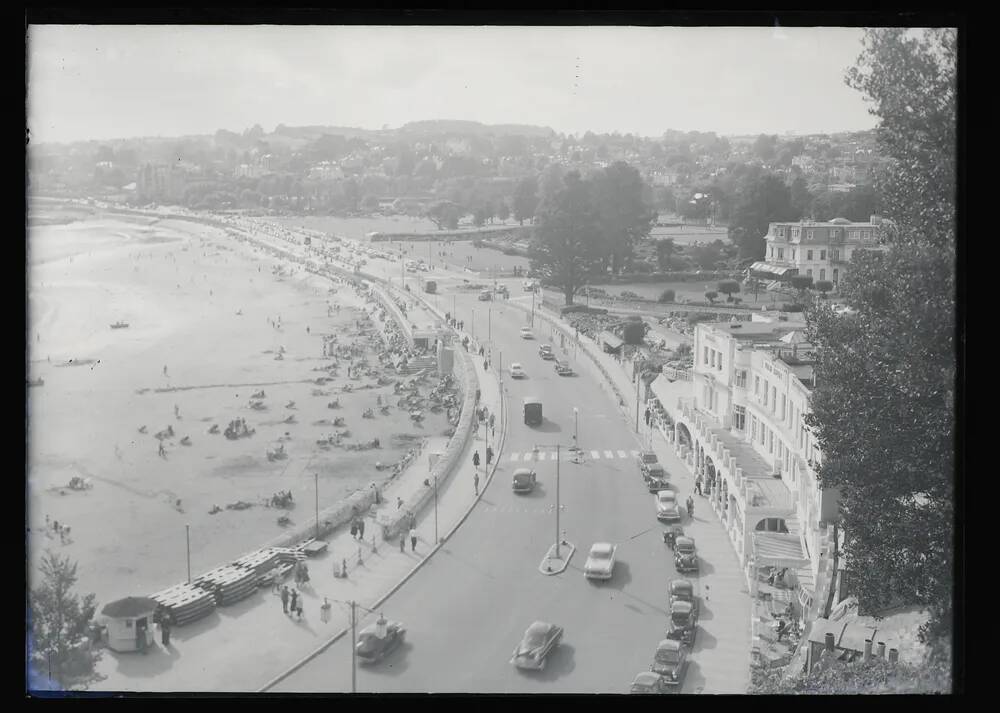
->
[158, 442, 166, 458]
[486, 446, 494, 466]
[281, 586, 289, 613]
[472, 451, 480, 469]
[163, 365, 168, 377]
[397, 497, 404, 510]
[290, 589, 298, 617]
[400, 532, 406, 552]
[358, 518, 366, 540]
[410, 527, 417, 552]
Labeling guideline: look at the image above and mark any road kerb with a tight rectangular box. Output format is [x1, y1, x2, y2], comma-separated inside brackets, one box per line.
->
[538, 541, 576, 575]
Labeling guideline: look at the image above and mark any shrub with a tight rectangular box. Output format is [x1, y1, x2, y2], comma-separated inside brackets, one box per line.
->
[658, 289, 676, 303]
[705, 290, 719, 304]
[780, 303, 807, 312]
[620, 290, 641, 300]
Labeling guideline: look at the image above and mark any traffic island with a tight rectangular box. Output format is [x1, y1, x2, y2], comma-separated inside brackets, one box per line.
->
[538, 540, 576, 575]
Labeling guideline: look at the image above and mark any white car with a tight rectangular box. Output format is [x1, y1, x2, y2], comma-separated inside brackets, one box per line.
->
[584, 542, 617, 581]
[519, 327, 533, 339]
[510, 363, 526, 379]
[656, 490, 682, 523]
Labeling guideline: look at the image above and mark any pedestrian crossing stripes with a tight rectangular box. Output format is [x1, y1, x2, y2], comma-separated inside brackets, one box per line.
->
[482, 505, 551, 515]
[509, 449, 640, 462]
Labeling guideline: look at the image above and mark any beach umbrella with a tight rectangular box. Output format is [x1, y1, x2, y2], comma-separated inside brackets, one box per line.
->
[101, 596, 159, 618]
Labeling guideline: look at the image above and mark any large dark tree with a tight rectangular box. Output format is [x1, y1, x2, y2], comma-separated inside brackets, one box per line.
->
[591, 161, 656, 275]
[806, 28, 957, 653]
[729, 173, 799, 259]
[530, 171, 601, 305]
[425, 200, 462, 230]
[512, 175, 539, 225]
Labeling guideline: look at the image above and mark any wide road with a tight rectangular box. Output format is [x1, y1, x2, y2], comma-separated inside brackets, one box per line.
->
[274, 254, 704, 693]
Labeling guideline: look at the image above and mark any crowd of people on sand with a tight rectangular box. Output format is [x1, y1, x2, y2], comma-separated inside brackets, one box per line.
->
[43, 514, 72, 545]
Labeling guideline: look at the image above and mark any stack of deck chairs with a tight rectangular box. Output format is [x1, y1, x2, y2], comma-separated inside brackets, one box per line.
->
[193, 564, 260, 606]
[150, 582, 217, 627]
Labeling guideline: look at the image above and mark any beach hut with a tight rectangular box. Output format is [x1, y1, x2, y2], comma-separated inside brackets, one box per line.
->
[100, 596, 158, 653]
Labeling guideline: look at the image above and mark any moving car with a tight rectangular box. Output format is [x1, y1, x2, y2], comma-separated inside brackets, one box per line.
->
[650, 639, 687, 686]
[523, 397, 543, 426]
[656, 491, 682, 523]
[554, 360, 574, 376]
[666, 599, 698, 646]
[512, 468, 537, 494]
[584, 542, 617, 581]
[519, 327, 534, 339]
[538, 344, 555, 360]
[355, 617, 406, 665]
[630, 672, 672, 694]
[510, 621, 564, 670]
[510, 363, 526, 379]
[674, 537, 699, 573]
[479, 290, 492, 301]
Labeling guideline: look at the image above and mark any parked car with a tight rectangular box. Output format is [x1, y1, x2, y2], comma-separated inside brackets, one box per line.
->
[674, 537, 699, 573]
[666, 599, 698, 646]
[479, 290, 492, 301]
[584, 542, 617, 581]
[554, 360, 574, 376]
[538, 344, 555, 360]
[512, 468, 537, 493]
[650, 639, 687, 686]
[519, 327, 534, 339]
[637, 451, 662, 478]
[510, 621, 563, 670]
[668, 579, 700, 617]
[656, 491, 682, 523]
[355, 617, 406, 665]
[646, 473, 670, 492]
[630, 672, 672, 694]
[510, 363, 526, 379]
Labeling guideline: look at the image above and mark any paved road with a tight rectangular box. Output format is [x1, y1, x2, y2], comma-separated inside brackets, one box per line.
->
[274, 270, 710, 694]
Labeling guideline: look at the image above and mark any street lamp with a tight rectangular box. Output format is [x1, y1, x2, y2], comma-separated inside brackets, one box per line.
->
[533, 443, 569, 559]
[185, 523, 191, 583]
[572, 408, 579, 451]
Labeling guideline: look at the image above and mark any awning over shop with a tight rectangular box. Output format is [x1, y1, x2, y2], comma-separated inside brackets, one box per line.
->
[599, 331, 624, 352]
[749, 261, 797, 277]
[752, 531, 811, 568]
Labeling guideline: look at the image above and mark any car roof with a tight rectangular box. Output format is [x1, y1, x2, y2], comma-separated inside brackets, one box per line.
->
[513, 467, 535, 476]
[511, 362, 523, 368]
[527, 621, 553, 635]
[671, 600, 694, 614]
[633, 672, 661, 685]
[590, 542, 615, 554]
[658, 491, 676, 500]
[657, 639, 682, 652]
[676, 536, 695, 547]
[640, 450, 657, 458]
[523, 396, 542, 404]
[671, 579, 693, 593]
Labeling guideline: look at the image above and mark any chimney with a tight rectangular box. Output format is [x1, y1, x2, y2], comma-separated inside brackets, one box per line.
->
[863, 639, 873, 662]
[825, 633, 836, 652]
[888, 648, 899, 664]
[876, 641, 886, 659]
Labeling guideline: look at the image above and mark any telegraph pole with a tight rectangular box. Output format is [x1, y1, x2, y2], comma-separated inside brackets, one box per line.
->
[530, 289, 535, 327]
[351, 600, 357, 693]
[185, 524, 191, 583]
[555, 445, 561, 559]
[635, 371, 641, 433]
[314, 473, 320, 539]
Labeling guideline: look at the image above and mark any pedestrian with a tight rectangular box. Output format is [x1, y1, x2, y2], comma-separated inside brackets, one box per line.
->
[489, 413, 495, 431]
[163, 365, 168, 377]
[397, 496, 404, 510]
[358, 518, 365, 540]
[350, 520, 358, 539]
[644, 407, 651, 426]
[486, 446, 494, 465]
[281, 585, 289, 613]
[479, 345, 485, 357]
[160, 611, 172, 646]
[290, 589, 298, 616]
[491, 422, 496, 438]
[776, 618, 788, 642]
[410, 526, 417, 552]
[484, 359, 489, 371]
[158, 441, 166, 458]
[472, 450, 480, 468]
[400, 531, 406, 552]
[473, 471, 480, 495]
[321, 597, 332, 623]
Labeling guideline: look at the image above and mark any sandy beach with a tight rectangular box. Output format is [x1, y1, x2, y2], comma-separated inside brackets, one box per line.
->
[27, 205, 451, 605]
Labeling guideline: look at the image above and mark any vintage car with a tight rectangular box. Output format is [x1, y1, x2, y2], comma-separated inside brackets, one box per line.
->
[674, 537, 699, 573]
[668, 579, 700, 617]
[666, 599, 698, 646]
[554, 360, 574, 376]
[650, 638, 687, 686]
[538, 344, 555, 360]
[478, 290, 492, 301]
[630, 672, 672, 694]
[656, 491, 682, 523]
[519, 327, 534, 339]
[584, 542, 617, 581]
[355, 616, 406, 665]
[510, 363, 526, 379]
[646, 472, 669, 492]
[510, 621, 564, 670]
[637, 451, 662, 478]
[512, 468, 537, 494]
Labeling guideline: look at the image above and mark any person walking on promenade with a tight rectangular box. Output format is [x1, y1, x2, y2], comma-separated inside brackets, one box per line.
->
[410, 526, 418, 552]
[486, 446, 494, 466]
[397, 496, 404, 510]
[400, 531, 406, 552]
[644, 407, 651, 426]
[158, 441, 166, 458]
[290, 589, 298, 617]
[160, 611, 173, 646]
[472, 450, 480, 469]
[281, 586, 290, 614]
[474, 471, 480, 496]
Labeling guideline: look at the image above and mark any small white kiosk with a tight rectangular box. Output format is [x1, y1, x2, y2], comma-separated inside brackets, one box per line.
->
[100, 596, 158, 653]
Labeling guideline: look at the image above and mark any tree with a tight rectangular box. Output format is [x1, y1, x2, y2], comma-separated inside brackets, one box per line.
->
[750, 653, 951, 694]
[752, 133, 778, 162]
[496, 201, 511, 222]
[704, 290, 719, 305]
[790, 176, 813, 218]
[658, 289, 676, 303]
[746, 276, 764, 303]
[472, 202, 491, 227]
[426, 200, 462, 230]
[531, 171, 601, 305]
[790, 274, 815, 300]
[28, 551, 103, 690]
[591, 162, 656, 275]
[692, 243, 722, 270]
[512, 175, 539, 225]
[655, 238, 676, 272]
[729, 173, 798, 259]
[807, 28, 956, 651]
[360, 194, 380, 212]
[717, 280, 741, 302]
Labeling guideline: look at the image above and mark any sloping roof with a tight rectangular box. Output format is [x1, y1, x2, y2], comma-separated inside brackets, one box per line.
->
[599, 331, 624, 349]
[101, 596, 159, 618]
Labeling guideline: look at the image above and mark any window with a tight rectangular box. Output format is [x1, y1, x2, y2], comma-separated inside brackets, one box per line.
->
[780, 394, 786, 420]
[829, 229, 839, 241]
[751, 415, 758, 441]
[820, 250, 826, 260]
[718, 353, 724, 371]
[768, 429, 774, 453]
[777, 248, 784, 260]
[769, 246, 773, 258]
[755, 375, 760, 396]
[734, 405, 746, 431]
[792, 228, 800, 238]
[819, 269, 826, 281]
[760, 424, 766, 445]
[807, 250, 813, 260]
[791, 249, 796, 261]
[736, 370, 748, 388]
[862, 230, 870, 240]
[771, 386, 777, 412]
[833, 268, 839, 284]
[704, 347, 709, 365]
[762, 383, 768, 406]
[806, 268, 813, 277]
[831, 250, 839, 262]
[710, 350, 716, 368]
[807, 230, 814, 240]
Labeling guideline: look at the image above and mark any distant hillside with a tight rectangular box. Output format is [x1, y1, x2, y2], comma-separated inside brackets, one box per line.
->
[398, 120, 555, 138]
[272, 124, 381, 140]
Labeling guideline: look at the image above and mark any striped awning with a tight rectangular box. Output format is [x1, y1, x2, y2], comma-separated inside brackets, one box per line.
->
[749, 261, 796, 277]
[752, 532, 810, 568]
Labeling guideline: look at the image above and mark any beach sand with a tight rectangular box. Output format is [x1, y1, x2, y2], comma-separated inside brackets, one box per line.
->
[27, 210, 449, 604]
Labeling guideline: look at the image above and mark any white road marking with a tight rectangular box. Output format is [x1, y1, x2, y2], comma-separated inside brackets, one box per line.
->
[604, 450, 614, 459]
[630, 450, 640, 457]
[591, 450, 601, 459]
[617, 450, 627, 458]
[509, 453, 520, 462]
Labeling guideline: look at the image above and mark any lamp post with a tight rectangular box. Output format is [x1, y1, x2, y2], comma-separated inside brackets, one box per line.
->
[314, 472, 320, 539]
[434, 475, 439, 544]
[488, 307, 492, 344]
[185, 523, 191, 583]
[534, 443, 566, 559]
[472, 310, 475, 339]
[573, 408, 579, 451]
[635, 370, 641, 433]
[530, 289, 535, 327]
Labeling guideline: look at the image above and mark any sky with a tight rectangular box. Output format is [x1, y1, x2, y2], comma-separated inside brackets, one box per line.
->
[27, 25, 879, 145]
